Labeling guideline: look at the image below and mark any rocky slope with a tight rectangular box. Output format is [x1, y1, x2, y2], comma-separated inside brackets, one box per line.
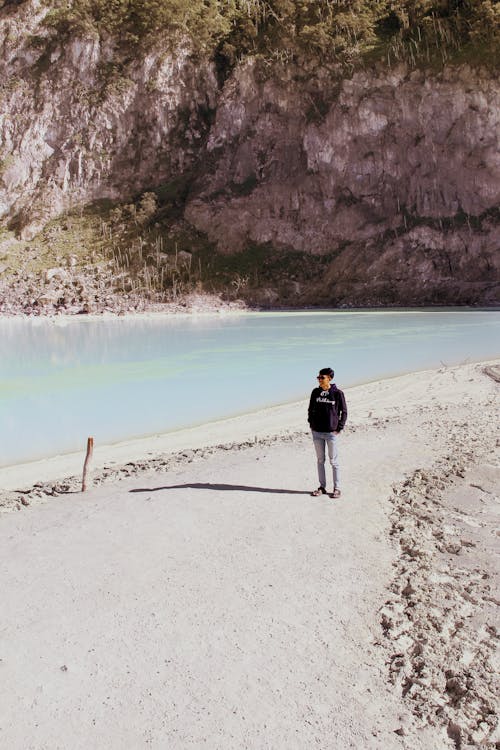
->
[0, 0, 499, 308]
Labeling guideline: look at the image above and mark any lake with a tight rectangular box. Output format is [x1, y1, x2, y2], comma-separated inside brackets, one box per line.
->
[1, 309, 499, 467]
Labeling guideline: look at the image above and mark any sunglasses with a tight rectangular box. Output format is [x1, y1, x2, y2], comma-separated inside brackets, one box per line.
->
[317, 375, 329, 379]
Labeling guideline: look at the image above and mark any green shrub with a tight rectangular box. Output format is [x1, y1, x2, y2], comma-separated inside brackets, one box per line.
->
[41, 0, 499, 69]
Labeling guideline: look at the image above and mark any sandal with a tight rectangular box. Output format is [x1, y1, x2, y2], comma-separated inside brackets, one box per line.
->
[330, 488, 341, 499]
[310, 486, 327, 497]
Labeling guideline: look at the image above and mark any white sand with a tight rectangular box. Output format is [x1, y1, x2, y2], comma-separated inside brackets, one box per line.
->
[0, 361, 498, 749]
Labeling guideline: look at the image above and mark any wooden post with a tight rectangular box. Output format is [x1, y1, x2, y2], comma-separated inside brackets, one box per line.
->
[81, 437, 94, 492]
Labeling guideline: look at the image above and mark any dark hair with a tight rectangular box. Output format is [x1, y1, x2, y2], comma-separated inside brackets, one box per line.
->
[319, 367, 334, 378]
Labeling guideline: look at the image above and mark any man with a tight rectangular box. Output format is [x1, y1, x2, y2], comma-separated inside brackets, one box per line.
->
[308, 367, 347, 499]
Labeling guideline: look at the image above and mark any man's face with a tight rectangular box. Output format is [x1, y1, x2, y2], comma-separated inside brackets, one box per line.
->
[317, 374, 331, 389]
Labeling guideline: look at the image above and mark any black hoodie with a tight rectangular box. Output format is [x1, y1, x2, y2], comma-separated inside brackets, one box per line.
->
[308, 383, 347, 433]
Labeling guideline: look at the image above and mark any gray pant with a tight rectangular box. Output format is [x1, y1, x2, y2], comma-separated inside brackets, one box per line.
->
[312, 430, 340, 489]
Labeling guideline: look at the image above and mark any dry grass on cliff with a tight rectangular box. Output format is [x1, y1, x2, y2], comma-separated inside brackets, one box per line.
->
[1, 188, 328, 309]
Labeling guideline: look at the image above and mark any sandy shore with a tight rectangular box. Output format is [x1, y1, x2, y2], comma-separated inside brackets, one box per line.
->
[1, 361, 499, 748]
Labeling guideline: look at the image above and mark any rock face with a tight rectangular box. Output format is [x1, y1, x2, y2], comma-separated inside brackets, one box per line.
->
[185, 60, 499, 305]
[0, 0, 218, 239]
[0, 1, 499, 305]
[189, 61, 499, 251]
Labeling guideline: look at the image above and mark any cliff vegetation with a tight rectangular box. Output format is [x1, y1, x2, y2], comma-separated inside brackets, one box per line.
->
[44, 0, 499, 68]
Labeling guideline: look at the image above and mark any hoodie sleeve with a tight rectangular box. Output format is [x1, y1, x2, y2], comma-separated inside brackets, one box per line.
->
[337, 389, 347, 431]
[307, 389, 316, 426]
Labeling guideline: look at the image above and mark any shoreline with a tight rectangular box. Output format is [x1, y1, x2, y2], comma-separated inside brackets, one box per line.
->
[0, 398, 309, 493]
[1, 304, 499, 324]
[3, 310, 499, 487]
[0, 294, 249, 320]
[2, 357, 499, 498]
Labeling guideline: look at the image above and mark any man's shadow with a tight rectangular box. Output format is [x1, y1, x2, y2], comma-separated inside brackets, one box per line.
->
[130, 483, 306, 495]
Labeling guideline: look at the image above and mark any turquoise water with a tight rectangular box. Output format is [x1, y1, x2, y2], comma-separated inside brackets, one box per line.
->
[1, 309, 499, 467]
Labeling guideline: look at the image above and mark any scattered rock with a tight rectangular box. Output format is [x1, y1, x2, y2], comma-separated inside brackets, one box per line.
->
[45, 267, 68, 282]
[381, 415, 499, 748]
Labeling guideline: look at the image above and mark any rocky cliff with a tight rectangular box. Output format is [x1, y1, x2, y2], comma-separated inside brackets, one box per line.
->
[186, 59, 499, 305]
[1, 0, 499, 307]
[0, 1, 217, 238]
